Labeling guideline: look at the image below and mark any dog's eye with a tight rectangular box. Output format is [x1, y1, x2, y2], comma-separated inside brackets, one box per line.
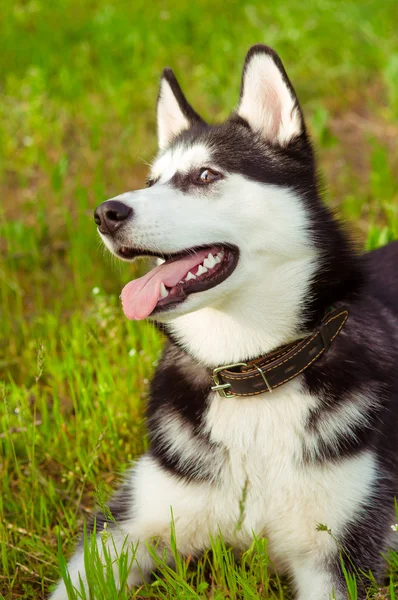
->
[198, 169, 221, 184]
[146, 178, 155, 188]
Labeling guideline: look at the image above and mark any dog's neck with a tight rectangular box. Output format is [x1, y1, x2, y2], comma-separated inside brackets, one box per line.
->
[167, 254, 317, 368]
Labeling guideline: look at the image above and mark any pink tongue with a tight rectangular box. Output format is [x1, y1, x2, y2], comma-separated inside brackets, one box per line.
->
[121, 249, 212, 320]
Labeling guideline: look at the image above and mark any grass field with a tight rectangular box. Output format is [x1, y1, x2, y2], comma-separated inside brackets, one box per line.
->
[1, 0, 398, 598]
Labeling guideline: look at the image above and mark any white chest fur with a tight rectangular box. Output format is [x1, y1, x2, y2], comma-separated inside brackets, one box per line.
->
[122, 377, 378, 598]
[203, 379, 377, 569]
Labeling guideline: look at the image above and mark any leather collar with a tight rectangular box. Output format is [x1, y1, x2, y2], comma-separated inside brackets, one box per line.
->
[210, 306, 349, 398]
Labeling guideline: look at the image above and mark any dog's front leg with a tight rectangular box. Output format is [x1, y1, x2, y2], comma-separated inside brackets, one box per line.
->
[50, 453, 211, 599]
[291, 560, 347, 600]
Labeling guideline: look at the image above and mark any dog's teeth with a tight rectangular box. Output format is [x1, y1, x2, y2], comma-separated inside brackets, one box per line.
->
[159, 282, 169, 299]
[204, 253, 216, 269]
[214, 255, 222, 264]
[196, 264, 208, 276]
[185, 271, 196, 281]
[207, 252, 216, 269]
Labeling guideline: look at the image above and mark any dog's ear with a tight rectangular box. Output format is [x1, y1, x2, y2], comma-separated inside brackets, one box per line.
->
[157, 68, 205, 149]
[237, 45, 304, 146]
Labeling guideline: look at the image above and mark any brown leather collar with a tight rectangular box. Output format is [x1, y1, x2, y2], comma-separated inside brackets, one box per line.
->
[210, 306, 349, 398]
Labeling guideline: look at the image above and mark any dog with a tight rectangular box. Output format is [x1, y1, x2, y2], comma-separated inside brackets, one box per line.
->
[51, 45, 398, 600]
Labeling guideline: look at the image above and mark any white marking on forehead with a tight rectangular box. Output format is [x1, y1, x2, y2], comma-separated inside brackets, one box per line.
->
[151, 143, 212, 182]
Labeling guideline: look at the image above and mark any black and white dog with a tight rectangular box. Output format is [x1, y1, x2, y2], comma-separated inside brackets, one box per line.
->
[51, 45, 398, 599]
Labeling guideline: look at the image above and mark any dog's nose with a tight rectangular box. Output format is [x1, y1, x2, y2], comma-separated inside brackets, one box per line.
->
[94, 200, 133, 235]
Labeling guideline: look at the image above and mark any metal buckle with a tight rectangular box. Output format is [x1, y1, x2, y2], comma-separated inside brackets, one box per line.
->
[211, 362, 248, 398]
[211, 362, 273, 397]
[252, 364, 273, 393]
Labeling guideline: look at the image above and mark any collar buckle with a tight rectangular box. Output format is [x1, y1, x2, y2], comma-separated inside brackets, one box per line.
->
[211, 362, 248, 398]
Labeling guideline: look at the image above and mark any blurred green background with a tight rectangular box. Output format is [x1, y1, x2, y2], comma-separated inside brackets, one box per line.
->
[1, 1, 397, 598]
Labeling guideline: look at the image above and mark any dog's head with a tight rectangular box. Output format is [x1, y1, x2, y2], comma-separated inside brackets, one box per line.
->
[95, 45, 350, 347]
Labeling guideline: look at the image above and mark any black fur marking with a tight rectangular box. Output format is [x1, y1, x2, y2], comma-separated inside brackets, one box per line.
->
[84, 477, 134, 539]
[148, 413, 225, 483]
[146, 343, 223, 481]
[146, 176, 159, 188]
[170, 167, 224, 194]
[303, 244, 398, 462]
[333, 468, 396, 596]
[148, 343, 211, 429]
[167, 119, 314, 196]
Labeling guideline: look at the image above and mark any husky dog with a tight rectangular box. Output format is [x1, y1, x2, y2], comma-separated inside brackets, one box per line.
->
[51, 45, 398, 600]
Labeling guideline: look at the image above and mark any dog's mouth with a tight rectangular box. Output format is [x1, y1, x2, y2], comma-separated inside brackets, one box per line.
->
[119, 244, 239, 320]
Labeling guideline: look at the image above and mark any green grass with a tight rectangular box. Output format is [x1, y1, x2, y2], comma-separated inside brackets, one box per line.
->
[0, 0, 397, 598]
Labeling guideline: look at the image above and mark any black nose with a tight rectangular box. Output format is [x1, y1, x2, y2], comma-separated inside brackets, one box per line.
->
[94, 200, 133, 235]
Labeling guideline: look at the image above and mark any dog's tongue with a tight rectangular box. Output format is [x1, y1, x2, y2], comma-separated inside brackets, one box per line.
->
[121, 249, 210, 320]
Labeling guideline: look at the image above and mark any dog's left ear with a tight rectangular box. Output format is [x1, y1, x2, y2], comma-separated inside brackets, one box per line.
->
[237, 45, 304, 146]
[157, 68, 205, 149]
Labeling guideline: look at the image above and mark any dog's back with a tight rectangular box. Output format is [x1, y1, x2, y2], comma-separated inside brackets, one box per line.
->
[367, 240, 398, 316]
